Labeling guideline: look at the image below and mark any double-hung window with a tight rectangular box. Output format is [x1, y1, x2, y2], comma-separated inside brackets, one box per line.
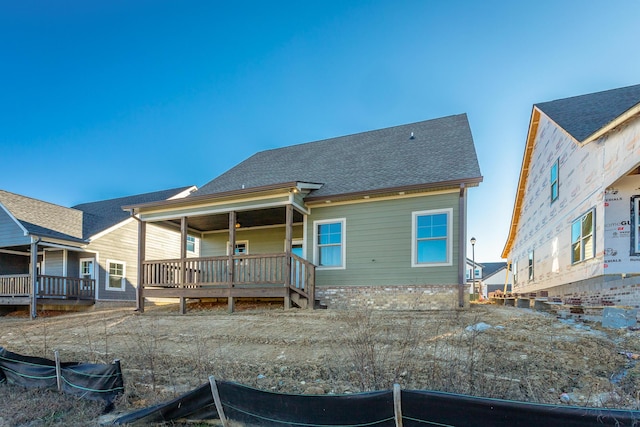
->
[550, 159, 559, 203]
[106, 260, 126, 291]
[187, 235, 196, 253]
[571, 209, 595, 263]
[412, 209, 452, 267]
[314, 219, 345, 269]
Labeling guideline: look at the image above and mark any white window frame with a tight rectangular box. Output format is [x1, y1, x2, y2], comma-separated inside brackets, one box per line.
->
[106, 259, 126, 291]
[226, 240, 249, 255]
[286, 238, 305, 259]
[571, 208, 595, 264]
[79, 258, 95, 290]
[412, 208, 453, 267]
[313, 218, 346, 270]
[187, 235, 196, 253]
[528, 251, 534, 281]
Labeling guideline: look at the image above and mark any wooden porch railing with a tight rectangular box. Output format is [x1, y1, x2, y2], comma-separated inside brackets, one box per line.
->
[141, 253, 316, 302]
[0, 275, 95, 300]
[0, 274, 30, 296]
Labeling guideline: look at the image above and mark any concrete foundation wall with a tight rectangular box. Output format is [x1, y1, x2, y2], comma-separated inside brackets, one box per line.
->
[316, 284, 465, 310]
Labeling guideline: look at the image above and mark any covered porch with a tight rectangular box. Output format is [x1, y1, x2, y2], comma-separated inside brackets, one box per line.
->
[0, 241, 96, 317]
[0, 274, 95, 305]
[128, 183, 319, 314]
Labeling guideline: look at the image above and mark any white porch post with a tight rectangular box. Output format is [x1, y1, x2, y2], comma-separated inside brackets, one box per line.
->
[30, 237, 38, 319]
[137, 220, 146, 312]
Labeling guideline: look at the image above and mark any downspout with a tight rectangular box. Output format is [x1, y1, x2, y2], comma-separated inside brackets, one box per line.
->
[129, 211, 145, 312]
[458, 184, 466, 308]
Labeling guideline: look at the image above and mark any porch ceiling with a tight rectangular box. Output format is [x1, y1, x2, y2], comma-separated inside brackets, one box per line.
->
[167, 206, 304, 233]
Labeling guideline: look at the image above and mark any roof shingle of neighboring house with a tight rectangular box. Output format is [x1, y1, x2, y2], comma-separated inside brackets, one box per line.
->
[194, 114, 482, 199]
[535, 83, 640, 142]
[73, 186, 196, 239]
[0, 186, 195, 244]
[480, 262, 507, 279]
[0, 190, 84, 242]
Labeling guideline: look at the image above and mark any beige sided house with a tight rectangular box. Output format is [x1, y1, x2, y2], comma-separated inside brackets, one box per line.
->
[0, 187, 196, 317]
[125, 114, 483, 313]
[503, 84, 640, 309]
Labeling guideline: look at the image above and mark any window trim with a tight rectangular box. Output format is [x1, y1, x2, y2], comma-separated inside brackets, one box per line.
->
[79, 258, 95, 290]
[313, 218, 346, 270]
[226, 240, 249, 255]
[528, 251, 534, 282]
[106, 259, 126, 292]
[571, 208, 595, 264]
[286, 238, 305, 259]
[411, 208, 453, 267]
[550, 159, 559, 203]
[187, 235, 196, 253]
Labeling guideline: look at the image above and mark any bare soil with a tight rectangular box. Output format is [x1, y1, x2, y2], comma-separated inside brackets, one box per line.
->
[1, 301, 639, 426]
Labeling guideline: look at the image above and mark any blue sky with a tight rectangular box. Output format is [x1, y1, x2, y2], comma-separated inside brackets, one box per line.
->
[1, 1, 639, 261]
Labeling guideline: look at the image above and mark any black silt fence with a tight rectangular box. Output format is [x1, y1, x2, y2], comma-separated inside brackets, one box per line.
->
[114, 378, 640, 427]
[0, 347, 124, 404]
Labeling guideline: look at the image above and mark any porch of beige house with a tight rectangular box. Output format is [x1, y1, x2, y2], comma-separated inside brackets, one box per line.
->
[133, 200, 316, 314]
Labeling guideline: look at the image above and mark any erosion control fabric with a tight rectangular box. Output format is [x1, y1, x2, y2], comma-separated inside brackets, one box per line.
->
[113, 380, 394, 426]
[114, 379, 640, 426]
[0, 347, 124, 403]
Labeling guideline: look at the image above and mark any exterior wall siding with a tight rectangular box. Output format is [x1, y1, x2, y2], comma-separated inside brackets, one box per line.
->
[87, 220, 139, 301]
[44, 250, 65, 276]
[307, 192, 460, 287]
[508, 115, 640, 306]
[145, 223, 194, 260]
[0, 208, 29, 247]
[201, 225, 304, 256]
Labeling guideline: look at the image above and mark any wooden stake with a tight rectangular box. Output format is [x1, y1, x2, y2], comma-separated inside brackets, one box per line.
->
[393, 383, 403, 427]
[209, 375, 228, 427]
[54, 350, 62, 392]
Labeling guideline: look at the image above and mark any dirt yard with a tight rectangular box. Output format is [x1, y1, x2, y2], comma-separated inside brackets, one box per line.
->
[1, 301, 639, 426]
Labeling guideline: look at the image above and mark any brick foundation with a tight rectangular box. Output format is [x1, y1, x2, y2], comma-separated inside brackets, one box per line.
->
[542, 276, 640, 312]
[316, 284, 466, 310]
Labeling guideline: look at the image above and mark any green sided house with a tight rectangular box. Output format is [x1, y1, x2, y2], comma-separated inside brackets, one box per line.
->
[125, 114, 483, 313]
[0, 186, 196, 317]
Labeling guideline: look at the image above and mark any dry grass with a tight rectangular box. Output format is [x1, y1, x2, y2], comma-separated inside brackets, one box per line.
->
[1, 302, 639, 425]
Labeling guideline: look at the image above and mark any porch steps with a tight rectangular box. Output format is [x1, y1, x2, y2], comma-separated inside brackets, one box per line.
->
[290, 293, 327, 310]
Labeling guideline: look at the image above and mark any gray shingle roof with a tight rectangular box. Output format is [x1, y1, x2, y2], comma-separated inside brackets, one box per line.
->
[0, 187, 194, 244]
[0, 190, 85, 242]
[535, 83, 640, 142]
[480, 262, 507, 279]
[194, 114, 482, 199]
[73, 186, 195, 238]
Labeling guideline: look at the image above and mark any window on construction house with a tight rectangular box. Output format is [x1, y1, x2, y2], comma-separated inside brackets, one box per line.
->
[528, 251, 534, 281]
[571, 209, 595, 263]
[550, 159, 559, 203]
